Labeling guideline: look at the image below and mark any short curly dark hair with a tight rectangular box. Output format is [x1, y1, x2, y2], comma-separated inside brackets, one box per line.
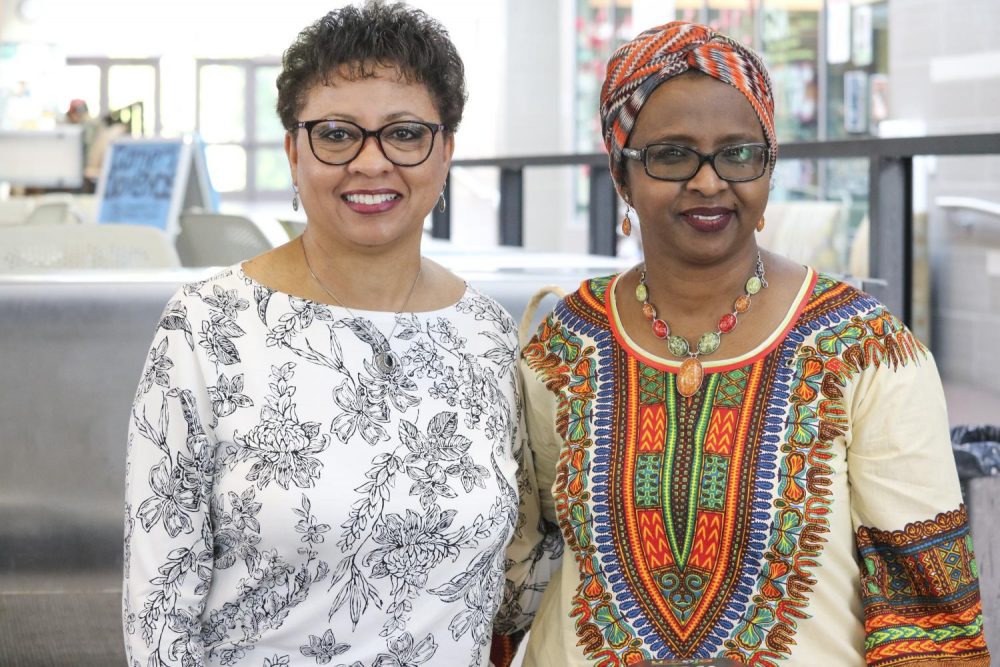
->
[276, 1, 467, 134]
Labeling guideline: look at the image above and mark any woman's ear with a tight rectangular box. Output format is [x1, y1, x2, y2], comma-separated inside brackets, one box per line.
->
[285, 131, 298, 182]
[441, 131, 456, 164]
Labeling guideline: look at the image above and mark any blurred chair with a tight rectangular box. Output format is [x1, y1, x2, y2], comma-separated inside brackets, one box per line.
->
[0, 198, 35, 226]
[175, 211, 274, 267]
[21, 193, 81, 226]
[71, 193, 99, 223]
[0, 224, 179, 271]
[759, 200, 847, 273]
[847, 216, 870, 278]
[278, 218, 306, 239]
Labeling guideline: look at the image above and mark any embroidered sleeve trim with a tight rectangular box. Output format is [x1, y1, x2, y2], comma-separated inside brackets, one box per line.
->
[857, 505, 990, 665]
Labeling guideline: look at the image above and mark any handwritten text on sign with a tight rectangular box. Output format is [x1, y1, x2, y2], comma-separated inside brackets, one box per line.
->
[98, 142, 183, 229]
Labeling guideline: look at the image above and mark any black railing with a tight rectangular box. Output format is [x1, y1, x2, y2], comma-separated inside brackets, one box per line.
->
[432, 133, 1000, 326]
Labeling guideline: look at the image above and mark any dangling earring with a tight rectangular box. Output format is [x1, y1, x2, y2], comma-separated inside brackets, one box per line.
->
[437, 191, 447, 213]
[756, 216, 766, 232]
[292, 186, 300, 212]
[621, 204, 632, 237]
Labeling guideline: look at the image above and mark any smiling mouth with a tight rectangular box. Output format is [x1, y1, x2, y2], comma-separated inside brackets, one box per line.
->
[680, 208, 734, 232]
[343, 193, 400, 205]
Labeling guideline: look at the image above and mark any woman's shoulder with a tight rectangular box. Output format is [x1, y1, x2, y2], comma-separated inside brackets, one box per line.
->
[156, 263, 254, 325]
[805, 271, 897, 322]
[520, 273, 619, 326]
[544, 273, 619, 317]
[519, 273, 619, 350]
[457, 283, 519, 334]
[170, 264, 250, 302]
[796, 271, 930, 367]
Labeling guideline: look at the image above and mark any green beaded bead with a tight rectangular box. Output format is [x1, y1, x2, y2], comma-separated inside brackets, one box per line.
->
[635, 283, 648, 302]
[746, 276, 763, 295]
[667, 335, 689, 357]
[698, 331, 721, 355]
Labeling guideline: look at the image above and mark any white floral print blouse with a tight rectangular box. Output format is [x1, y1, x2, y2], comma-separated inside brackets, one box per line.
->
[123, 266, 532, 667]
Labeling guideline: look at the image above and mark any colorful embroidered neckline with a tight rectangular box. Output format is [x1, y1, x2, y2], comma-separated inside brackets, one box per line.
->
[607, 267, 816, 374]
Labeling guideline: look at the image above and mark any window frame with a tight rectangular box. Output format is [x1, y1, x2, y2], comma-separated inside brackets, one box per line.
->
[65, 56, 161, 136]
[195, 58, 286, 202]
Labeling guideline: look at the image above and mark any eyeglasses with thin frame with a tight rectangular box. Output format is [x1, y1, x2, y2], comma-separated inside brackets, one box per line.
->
[294, 119, 447, 167]
[622, 142, 769, 183]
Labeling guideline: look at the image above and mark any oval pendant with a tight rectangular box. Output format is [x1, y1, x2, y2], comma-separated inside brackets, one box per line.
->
[375, 350, 400, 375]
[635, 283, 648, 302]
[677, 357, 704, 397]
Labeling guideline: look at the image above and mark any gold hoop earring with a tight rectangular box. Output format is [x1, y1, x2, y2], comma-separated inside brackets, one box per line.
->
[622, 205, 632, 237]
[756, 216, 766, 232]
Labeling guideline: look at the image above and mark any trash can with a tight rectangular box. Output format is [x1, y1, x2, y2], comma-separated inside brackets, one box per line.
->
[950, 424, 1000, 652]
[951, 424, 1000, 479]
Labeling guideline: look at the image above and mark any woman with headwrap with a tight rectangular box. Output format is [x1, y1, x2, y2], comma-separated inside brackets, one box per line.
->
[491, 21, 990, 667]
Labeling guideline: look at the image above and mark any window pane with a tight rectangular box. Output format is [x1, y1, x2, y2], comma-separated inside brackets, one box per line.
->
[108, 64, 156, 136]
[255, 147, 291, 191]
[707, 1, 755, 42]
[765, 157, 868, 277]
[199, 65, 246, 143]
[205, 145, 247, 193]
[761, 2, 820, 142]
[574, 0, 632, 153]
[255, 66, 284, 142]
[63, 65, 101, 117]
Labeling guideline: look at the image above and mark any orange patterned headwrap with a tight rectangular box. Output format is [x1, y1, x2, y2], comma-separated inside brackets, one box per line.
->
[599, 21, 777, 193]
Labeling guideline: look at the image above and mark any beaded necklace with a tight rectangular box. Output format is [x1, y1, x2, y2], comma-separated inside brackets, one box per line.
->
[635, 252, 767, 397]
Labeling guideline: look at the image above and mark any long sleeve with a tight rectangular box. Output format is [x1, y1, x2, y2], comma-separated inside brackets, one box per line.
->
[490, 359, 564, 667]
[123, 296, 217, 667]
[847, 339, 990, 666]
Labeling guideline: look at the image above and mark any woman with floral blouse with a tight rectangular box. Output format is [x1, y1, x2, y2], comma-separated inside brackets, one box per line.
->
[122, 4, 556, 665]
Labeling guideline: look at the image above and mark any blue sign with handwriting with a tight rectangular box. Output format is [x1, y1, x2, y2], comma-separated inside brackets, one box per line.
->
[97, 140, 184, 230]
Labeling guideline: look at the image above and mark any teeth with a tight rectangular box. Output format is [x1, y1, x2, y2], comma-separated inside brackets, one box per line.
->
[345, 193, 399, 205]
[690, 213, 727, 221]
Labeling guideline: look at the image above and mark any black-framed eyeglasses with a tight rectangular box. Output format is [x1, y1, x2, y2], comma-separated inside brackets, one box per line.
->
[622, 142, 769, 183]
[294, 119, 447, 167]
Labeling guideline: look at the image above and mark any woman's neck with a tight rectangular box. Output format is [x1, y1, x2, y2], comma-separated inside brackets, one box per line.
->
[639, 246, 763, 315]
[299, 230, 423, 311]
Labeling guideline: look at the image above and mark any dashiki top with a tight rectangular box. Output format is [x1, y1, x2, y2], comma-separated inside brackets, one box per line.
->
[123, 266, 537, 667]
[499, 270, 990, 666]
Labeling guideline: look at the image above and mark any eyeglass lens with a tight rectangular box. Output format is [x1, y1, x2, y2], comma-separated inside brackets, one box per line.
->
[308, 120, 437, 166]
[645, 144, 766, 182]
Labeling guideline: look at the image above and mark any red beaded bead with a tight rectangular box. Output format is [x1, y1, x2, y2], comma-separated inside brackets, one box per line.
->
[719, 313, 738, 333]
[652, 319, 669, 339]
[642, 303, 656, 320]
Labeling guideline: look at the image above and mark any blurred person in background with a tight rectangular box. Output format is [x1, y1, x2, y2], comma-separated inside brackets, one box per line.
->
[82, 112, 128, 192]
[495, 21, 990, 667]
[63, 98, 106, 192]
[64, 98, 92, 126]
[123, 2, 554, 665]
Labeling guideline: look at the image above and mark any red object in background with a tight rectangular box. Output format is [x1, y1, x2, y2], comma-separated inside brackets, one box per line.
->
[67, 98, 88, 115]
